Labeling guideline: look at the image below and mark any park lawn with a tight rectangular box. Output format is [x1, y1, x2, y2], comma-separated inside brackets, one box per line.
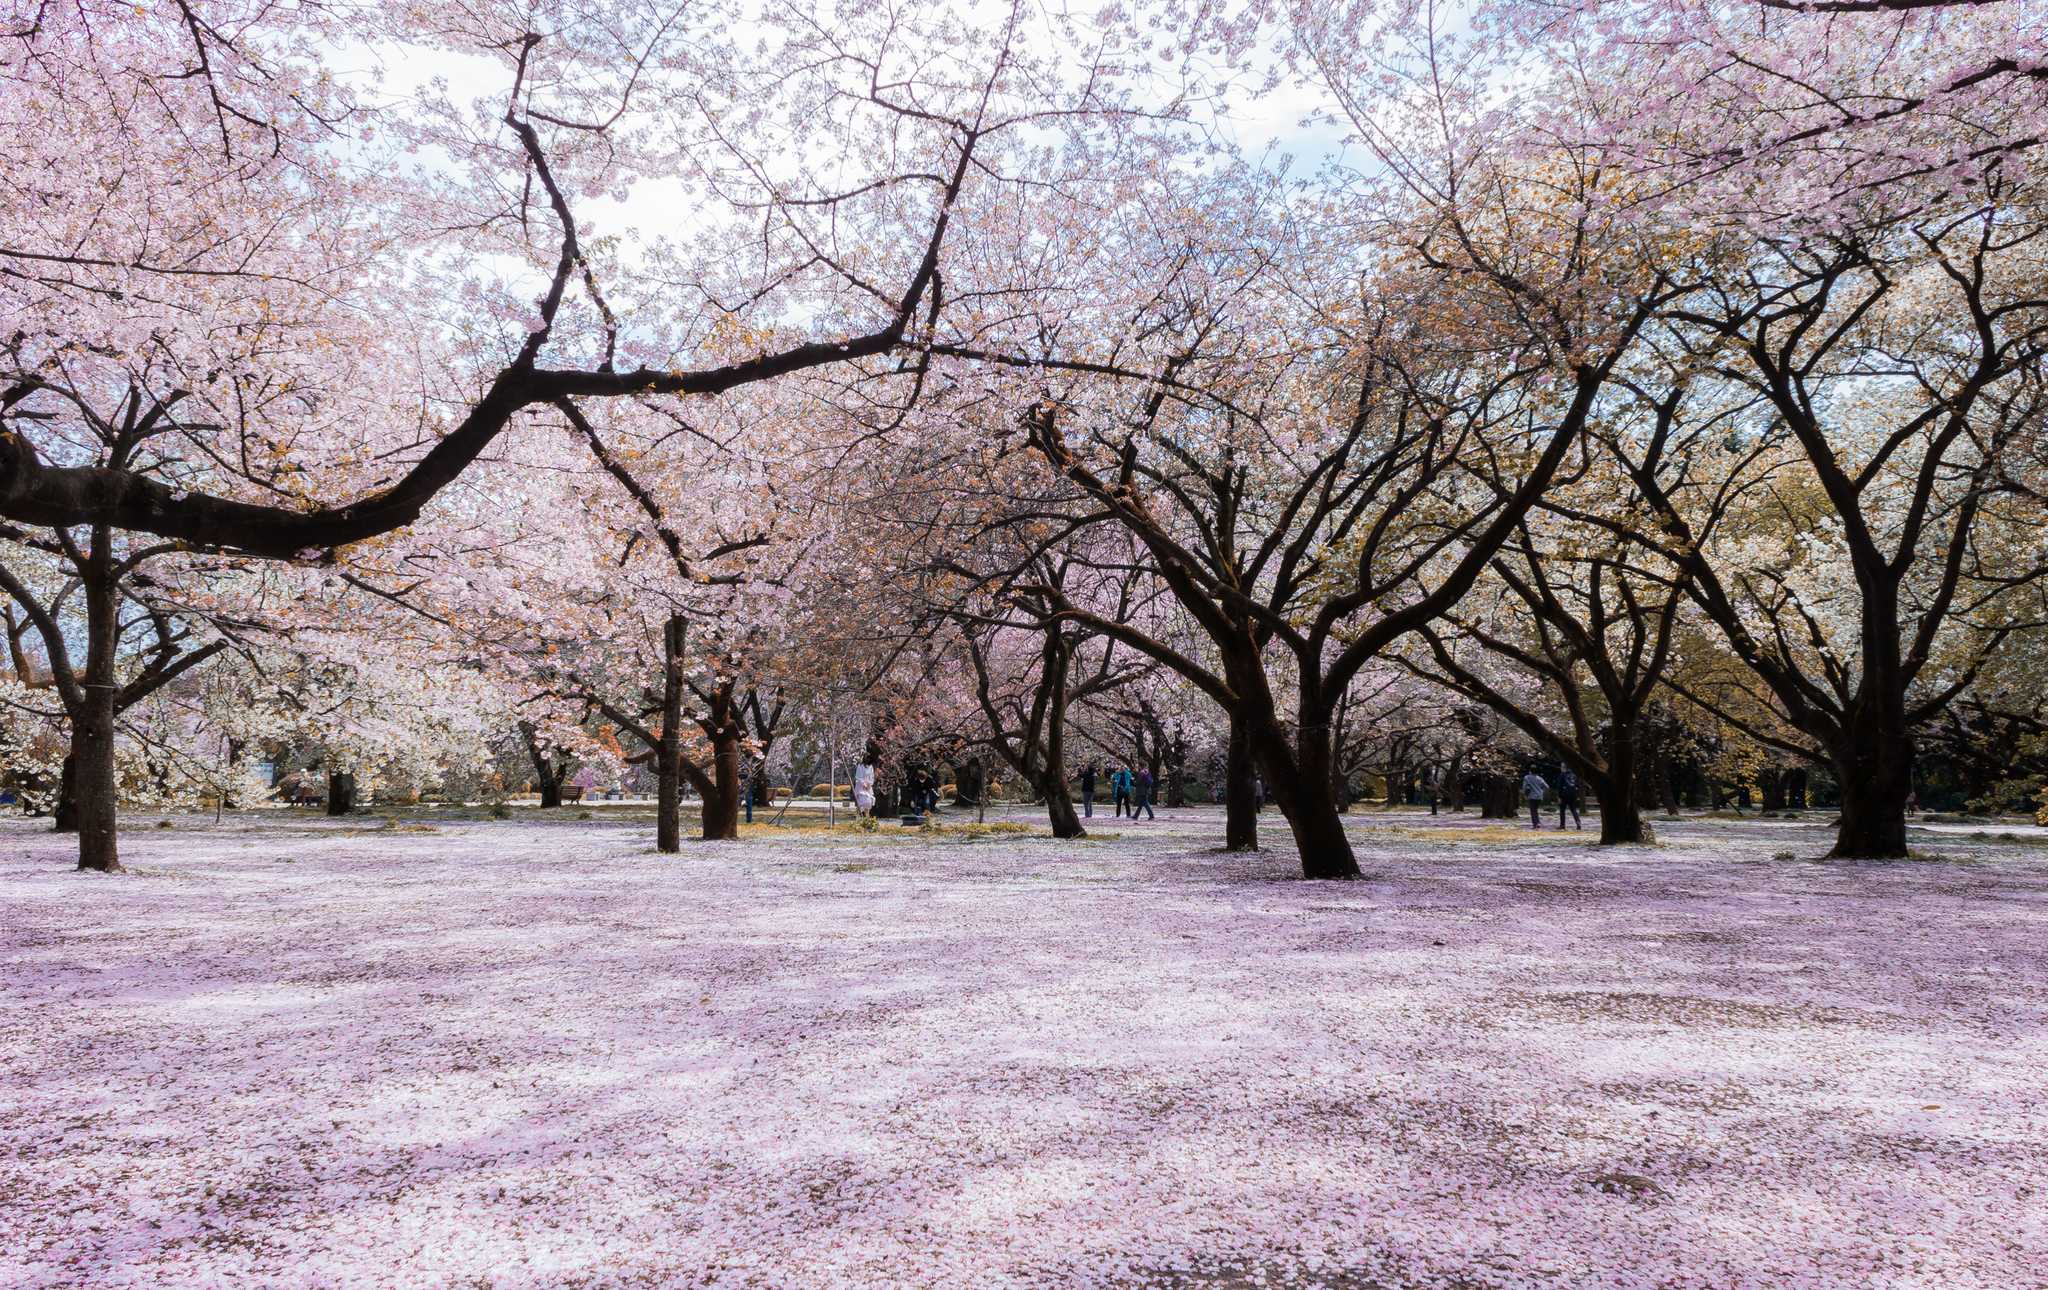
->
[2, 808, 2043, 1288]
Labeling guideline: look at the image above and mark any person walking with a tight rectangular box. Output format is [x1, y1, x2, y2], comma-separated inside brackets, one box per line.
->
[852, 762, 876, 817]
[1077, 763, 1098, 819]
[1556, 766, 1583, 830]
[1134, 767, 1157, 820]
[1112, 765, 1133, 817]
[1521, 768, 1549, 830]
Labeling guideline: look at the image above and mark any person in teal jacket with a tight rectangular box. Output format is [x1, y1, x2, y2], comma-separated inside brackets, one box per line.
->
[1111, 766, 1134, 817]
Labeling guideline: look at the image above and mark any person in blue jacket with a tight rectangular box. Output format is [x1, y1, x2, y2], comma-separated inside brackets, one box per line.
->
[1521, 768, 1549, 830]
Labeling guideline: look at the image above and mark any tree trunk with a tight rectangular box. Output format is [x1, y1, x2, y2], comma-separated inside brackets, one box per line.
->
[519, 722, 570, 808]
[1275, 778, 1359, 879]
[1830, 725, 1911, 859]
[1035, 631, 1085, 840]
[52, 752, 78, 833]
[1480, 775, 1517, 819]
[1685, 768, 1709, 809]
[326, 771, 356, 816]
[656, 752, 681, 851]
[1595, 731, 1653, 845]
[72, 682, 120, 872]
[1038, 772, 1085, 839]
[702, 724, 742, 841]
[1250, 708, 1360, 879]
[223, 738, 246, 810]
[657, 614, 685, 854]
[1593, 780, 1651, 846]
[953, 758, 985, 806]
[1761, 769, 1786, 812]
[1224, 712, 1259, 851]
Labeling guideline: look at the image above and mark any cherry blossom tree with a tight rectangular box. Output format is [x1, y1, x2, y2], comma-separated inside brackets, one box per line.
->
[2, 0, 1194, 870]
[0, 0, 1167, 558]
[1507, 0, 2046, 229]
[1600, 187, 2048, 856]
[988, 146, 1678, 875]
[0, 529, 274, 866]
[1404, 476, 1696, 844]
[956, 551, 1154, 838]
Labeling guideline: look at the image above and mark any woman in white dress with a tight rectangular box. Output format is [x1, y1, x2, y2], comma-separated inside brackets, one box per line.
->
[852, 763, 876, 815]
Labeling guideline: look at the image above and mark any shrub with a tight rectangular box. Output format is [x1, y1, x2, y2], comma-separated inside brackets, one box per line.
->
[1970, 776, 2039, 816]
[489, 801, 511, 820]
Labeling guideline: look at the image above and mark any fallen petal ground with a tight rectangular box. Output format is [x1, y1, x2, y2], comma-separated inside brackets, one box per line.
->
[2, 809, 2043, 1288]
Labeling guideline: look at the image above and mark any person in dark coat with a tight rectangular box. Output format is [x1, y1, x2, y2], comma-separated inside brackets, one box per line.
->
[1077, 764, 1097, 818]
[1133, 768, 1157, 820]
[907, 766, 938, 814]
[1556, 767, 1583, 830]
